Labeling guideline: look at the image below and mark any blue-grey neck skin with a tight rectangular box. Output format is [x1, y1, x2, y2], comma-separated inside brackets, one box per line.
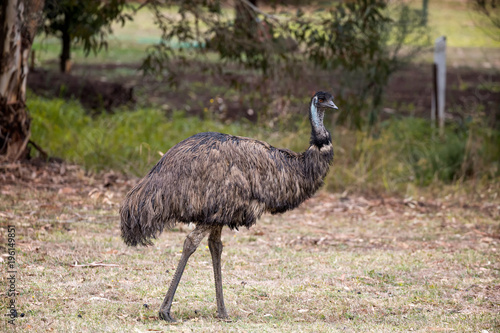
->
[309, 96, 331, 147]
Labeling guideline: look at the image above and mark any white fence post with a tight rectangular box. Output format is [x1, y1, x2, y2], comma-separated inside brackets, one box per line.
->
[432, 36, 447, 136]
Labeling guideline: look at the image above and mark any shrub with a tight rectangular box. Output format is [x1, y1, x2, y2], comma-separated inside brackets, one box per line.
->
[28, 95, 500, 194]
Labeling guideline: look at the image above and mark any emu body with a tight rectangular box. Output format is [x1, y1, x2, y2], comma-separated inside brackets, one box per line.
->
[120, 91, 338, 321]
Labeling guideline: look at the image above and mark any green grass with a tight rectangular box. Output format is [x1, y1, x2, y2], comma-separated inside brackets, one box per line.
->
[32, 6, 158, 65]
[425, 1, 500, 48]
[27, 94, 500, 195]
[28, 94, 257, 175]
[32, 37, 149, 67]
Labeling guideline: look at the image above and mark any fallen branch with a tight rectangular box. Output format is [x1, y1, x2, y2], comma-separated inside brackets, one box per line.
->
[28, 139, 48, 160]
[70, 261, 119, 268]
[88, 297, 111, 302]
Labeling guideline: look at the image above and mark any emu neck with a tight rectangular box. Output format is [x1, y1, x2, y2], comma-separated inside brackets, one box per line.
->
[309, 100, 331, 147]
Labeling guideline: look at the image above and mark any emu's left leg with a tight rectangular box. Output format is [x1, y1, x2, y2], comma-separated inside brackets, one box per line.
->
[208, 225, 229, 319]
[159, 224, 210, 322]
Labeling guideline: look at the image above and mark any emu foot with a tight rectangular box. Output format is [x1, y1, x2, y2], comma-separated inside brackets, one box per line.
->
[159, 309, 176, 322]
[216, 312, 230, 322]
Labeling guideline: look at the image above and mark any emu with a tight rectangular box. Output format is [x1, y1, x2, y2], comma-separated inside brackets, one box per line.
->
[120, 91, 338, 322]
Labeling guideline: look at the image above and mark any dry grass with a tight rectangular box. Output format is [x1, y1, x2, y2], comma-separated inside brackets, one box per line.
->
[0, 163, 499, 332]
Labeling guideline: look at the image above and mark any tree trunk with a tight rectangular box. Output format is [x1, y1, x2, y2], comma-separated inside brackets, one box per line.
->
[0, 0, 44, 162]
[235, 0, 258, 39]
[422, 0, 428, 25]
[60, 12, 71, 73]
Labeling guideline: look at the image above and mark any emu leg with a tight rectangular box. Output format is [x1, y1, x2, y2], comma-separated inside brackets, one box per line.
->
[208, 225, 229, 319]
[159, 225, 210, 322]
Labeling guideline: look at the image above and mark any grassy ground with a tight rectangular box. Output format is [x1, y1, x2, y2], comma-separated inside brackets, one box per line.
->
[425, 0, 500, 48]
[0, 165, 498, 332]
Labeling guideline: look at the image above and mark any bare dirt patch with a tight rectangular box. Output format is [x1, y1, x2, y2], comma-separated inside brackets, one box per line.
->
[27, 68, 135, 112]
[27, 61, 500, 128]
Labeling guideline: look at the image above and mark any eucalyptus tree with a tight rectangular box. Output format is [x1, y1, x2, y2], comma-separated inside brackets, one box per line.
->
[0, 0, 44, 162]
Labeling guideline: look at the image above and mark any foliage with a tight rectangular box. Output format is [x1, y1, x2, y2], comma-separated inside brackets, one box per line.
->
[375, 119, 499, 186]
[327, 118, 500, 193]
[28, 95, 500, 194]
[142, 0, 428, 129]
[27, 94, 257, 175]
[289, 1, 428, 127]
[42, 0, 132, 72]
[472, 0, 500, 39]
[34, 1, 429, 128]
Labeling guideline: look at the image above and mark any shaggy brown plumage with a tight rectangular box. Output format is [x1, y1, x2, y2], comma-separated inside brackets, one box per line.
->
[119, 91, 338, 321]
[120, 131, 334, 246]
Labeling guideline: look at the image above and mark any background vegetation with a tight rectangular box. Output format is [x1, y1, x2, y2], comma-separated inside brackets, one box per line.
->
[28, 93, 499, 195]
[26, 0, 500, 194]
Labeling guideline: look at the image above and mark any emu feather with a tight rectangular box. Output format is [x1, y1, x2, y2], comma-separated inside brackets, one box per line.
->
[120, 91, 338, 321]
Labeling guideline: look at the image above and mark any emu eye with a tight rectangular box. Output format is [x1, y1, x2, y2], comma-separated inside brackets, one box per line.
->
[318, 98, 324, 103]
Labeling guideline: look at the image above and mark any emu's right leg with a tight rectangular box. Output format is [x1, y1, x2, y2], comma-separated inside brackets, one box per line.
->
[208, 225, 229, 320]
[159, 224, 210, 322]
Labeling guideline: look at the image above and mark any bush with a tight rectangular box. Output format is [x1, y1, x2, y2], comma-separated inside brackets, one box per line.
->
[328, 118, 500, 193]
[28, 95, 500, 194]
[28, 94, 257, 174]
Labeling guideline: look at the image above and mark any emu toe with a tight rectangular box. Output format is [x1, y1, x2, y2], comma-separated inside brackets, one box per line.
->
[159, 310, 176, 322]
[217, 313, 230, 322]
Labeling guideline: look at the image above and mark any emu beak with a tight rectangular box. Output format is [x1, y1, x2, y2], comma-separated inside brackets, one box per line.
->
[327, 100, 338, 110]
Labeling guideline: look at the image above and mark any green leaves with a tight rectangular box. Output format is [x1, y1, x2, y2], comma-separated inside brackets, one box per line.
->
[42, 0, 133, 65]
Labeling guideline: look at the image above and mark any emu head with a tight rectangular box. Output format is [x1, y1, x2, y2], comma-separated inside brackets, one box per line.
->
[309, 91, 338, 138]
[312, 91, 338, 111]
